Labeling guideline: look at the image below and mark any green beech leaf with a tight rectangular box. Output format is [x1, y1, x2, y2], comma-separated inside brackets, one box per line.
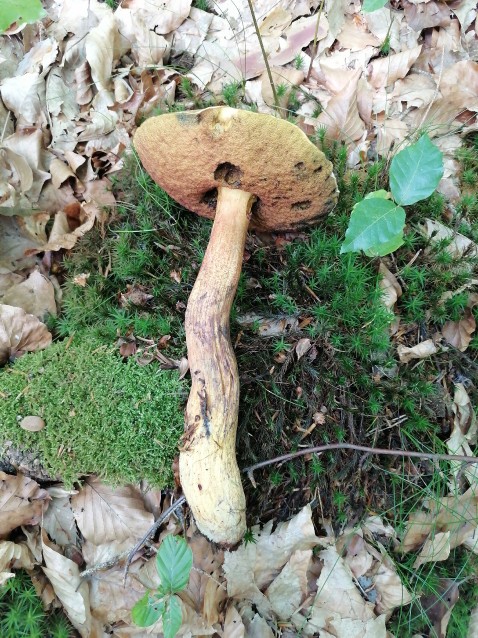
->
[0, 0, 46, 33]
[362, 0, 388, 12]
[341, 193, 405, 256]
[390, 135, 444, 205]
[162, 595, 182, 638]
[156, 535, 193, 594]
[131, 592, 164, 627]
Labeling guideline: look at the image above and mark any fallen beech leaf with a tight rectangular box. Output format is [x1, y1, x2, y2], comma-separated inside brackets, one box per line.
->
[440, 61, 478, 112]
[71, 478, 154, 545]
[421, 219, 478, 260]
[73, 273, 90, 287]
[397, 339, 438, 363]
[420, 578, 460, 638]
[247, 613, 274, 637]
[413, 532, 451, 568]
[0, 304, 52, 364]
[373, 557, 413, 614]
[0, 472, 50, 538]
[42, 486, 78, 547]
[368, 46, 422, 89]
[316, 69, 366, 144]
[0, 541, 35, 586]
[379, 263, 402, 311]
[0, 213, 48, 271]
[222, 606, 245, 637]
[295, 338, 312, 360]
[20, 416, 45, 432]
[404, 0, 451, 30]
[2, 270, 57, 319]
[41, 530, 92, 634]
[344, 534, 373, 578]
[266, 549, 311, 620]
[85, 14, 117, 92]
[442, 310, 476, 351]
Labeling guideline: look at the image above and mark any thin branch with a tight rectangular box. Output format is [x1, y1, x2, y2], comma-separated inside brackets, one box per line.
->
[305, 0, 326, 82]
[246, 0, 280, 114]
[242, 443, 478, 485]
[79, 495, 186, 581]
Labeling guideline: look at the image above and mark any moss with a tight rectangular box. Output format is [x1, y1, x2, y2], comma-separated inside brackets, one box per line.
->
[0, 332, 184, 486]
[0, 571, 73, 637]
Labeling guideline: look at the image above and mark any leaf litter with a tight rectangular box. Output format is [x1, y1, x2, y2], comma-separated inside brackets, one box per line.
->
[0, 0, 477, 635]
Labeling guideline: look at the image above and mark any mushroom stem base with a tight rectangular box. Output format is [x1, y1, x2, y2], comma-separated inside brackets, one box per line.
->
[180, 187, 253, 546]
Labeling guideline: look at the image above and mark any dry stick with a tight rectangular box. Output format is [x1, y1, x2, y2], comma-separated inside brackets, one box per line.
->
[246, 0, 280, 114]
[305, 0, 326, 82]
[242, 444, 478, 484]
[79, 496, 186, 581]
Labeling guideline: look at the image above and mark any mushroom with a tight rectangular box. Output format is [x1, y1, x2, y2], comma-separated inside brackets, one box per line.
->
[134, 106, 338, 546]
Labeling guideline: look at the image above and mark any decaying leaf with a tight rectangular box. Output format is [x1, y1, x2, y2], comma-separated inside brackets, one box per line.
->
[236, 313, 299, 336]
[379, 262, 402, 311]
[397, 339, 438, 363]
[0, 304, 52, 364]
[0, 472, 50, 538]
[41, 530, 92, 636]
[413, 531, 451, 568]
[0, 541, 35, 586]
[42, 486, 78, 547]
[1, 270, 57, 319]
[71, 478, 154, 545]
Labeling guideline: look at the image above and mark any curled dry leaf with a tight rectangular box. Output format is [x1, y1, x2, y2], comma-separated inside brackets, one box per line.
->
[0, 541, 35, 586]
[1, 270, 57, 319]
[372, 558, 413, 615]
[0, 304, 52, 364]
[421, 219, 478, 260]
[379, 263, 402, 311]
[42, 486, 78, 548]
[442, 294, 478, 352]
[236, 313, 299, 336]
[397, 339, 438, 363]
[41, 530, 92, 635]
[71, 477, 154, 545]
[0, 472, 50, 538]
[266, 549, 311, 620]
[413, 531, 451, 568]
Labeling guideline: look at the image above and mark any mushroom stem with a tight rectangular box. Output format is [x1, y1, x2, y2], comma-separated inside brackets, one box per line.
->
[180, 186, 254, 546]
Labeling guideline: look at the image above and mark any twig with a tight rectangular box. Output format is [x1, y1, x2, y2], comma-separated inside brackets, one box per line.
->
[123, 496, 186, 584]
[79, 495, 186, 581]
[242, 443, 478, 483]
[305, 0, 326, 82]
[246, 0, 280, 114]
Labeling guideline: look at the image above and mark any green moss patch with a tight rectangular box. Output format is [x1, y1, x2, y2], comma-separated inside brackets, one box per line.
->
[0, 333, 184, 486]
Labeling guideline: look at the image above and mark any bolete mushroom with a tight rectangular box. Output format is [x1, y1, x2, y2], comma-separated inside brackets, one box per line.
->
[134, 106, 338, 546]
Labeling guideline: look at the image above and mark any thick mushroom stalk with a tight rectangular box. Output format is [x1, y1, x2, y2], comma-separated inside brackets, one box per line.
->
[180, 187, 253, 545]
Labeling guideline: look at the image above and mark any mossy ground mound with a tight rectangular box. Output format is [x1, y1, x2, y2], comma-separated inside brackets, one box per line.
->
[0, 333, 184, 486]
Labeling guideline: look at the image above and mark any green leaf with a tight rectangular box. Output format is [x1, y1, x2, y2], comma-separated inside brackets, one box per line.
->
[390, 135, 444, 206]
[131, 592, 164, 627]
[0, 0, 46, 33]
[362, 0, 388, 12]
[156, 535, 193, 594]
[162, 595, 182, 638]
[341, 193, 406, 256]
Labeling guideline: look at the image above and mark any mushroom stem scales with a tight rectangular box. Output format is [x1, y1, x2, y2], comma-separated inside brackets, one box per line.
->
[180, 187, 252, 545]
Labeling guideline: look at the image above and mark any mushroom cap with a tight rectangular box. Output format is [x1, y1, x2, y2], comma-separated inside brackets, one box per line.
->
[133, 106, 338, 231]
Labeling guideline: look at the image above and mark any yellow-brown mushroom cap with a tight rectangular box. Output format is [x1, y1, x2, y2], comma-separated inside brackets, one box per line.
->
[133, 106, 338, 232]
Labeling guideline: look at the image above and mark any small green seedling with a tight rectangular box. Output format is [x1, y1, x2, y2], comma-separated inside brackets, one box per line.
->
[341, 135, 443, 256]
[0, 0, 46, 33]
[132, 535, 193, 638]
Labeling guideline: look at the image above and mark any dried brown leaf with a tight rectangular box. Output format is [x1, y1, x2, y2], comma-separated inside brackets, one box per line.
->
[2, 270, 57, 319]
[397, 339, 438, 363]
[0, 541, 35, 585]
[71, 478, 154, 545]
[413, 532, 451, 568]
[0, 472, 50, 538]
[43, 486, 78, 547]
[41, 530, 92, 635]
[0, 304, 52, 364]
[316, 69, 366, 144]
[368, 46, 422, 89]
